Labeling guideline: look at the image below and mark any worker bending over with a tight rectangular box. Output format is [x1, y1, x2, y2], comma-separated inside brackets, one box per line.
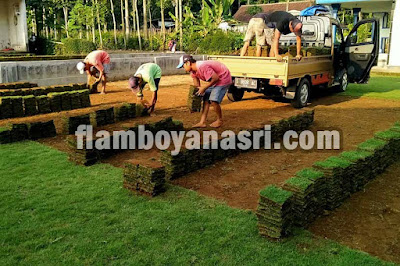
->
[177, 54, 232, 128]
[241, 11, 303, 62]
[128, 63, 162, 114]
[77, 50, 110, 94]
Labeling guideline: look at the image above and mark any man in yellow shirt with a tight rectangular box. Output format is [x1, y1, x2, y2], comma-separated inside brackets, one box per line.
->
[128, 63, 162, 114]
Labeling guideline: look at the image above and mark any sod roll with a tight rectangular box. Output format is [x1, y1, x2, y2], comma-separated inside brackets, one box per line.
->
[256, 185, 293, 239]
[187, 86, 202, 112]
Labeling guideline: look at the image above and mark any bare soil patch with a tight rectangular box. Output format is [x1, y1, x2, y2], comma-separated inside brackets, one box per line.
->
[34, 76, 400, 262]
[310, 161, 400, 264]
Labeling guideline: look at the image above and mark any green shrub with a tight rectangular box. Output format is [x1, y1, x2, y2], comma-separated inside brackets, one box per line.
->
[247, 5, 263, 16]
[58, 38, 97, 55]
[197, 30, 243, 54]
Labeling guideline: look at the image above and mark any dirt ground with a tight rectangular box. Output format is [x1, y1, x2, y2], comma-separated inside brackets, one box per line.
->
[310, 162, 400, 264]
[26, 75, 400, 263]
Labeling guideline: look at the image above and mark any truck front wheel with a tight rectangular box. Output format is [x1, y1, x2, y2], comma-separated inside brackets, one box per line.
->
[227, 85, 244, 102]
[337, 70, 348, 92]
[291, 78, 310, 108]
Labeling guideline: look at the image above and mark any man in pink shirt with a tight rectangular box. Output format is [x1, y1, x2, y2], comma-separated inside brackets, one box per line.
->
[177, 54, 232, 128]
[76, 50, 111, 94]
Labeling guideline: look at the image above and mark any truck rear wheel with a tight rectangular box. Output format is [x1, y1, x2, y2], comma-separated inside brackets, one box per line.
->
[291, 78, 310, 108]
[227, 85, 244, 102]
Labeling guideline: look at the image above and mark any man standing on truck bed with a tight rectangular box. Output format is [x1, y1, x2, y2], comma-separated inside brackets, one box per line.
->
[177, 54, 232, 128]
[241, 11, 303, 62]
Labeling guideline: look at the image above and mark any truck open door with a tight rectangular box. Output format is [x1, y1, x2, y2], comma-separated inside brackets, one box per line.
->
[344, 19, 379, 84]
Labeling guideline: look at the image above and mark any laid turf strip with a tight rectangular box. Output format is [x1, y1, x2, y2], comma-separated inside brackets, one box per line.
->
[0, 141, 386, 265]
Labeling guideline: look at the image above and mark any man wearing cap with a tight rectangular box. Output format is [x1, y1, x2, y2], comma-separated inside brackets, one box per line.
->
[77, 50, 111, 94]
[128, 63, 162, 114]
[177, 55, 232, 128]
[241, 11, 303, 62]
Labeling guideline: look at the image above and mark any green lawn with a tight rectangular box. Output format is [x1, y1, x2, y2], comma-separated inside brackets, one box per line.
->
[0, 142, 389, 265]
[343, 76, 400, 100]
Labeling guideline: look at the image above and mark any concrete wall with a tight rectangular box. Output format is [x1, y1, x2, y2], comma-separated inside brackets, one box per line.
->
[0, 0, 28, 51]
[0, 54, 207, 86]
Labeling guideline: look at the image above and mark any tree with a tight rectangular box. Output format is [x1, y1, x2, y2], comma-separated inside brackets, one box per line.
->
[134, 0, 142, 49]
[110, 0, 118, 45]
[95, 0, 103, 47]
[125, 0, 130, 37]
[121, 0, 127, 47]
[143, 0, 148, 38]
[160, 0, 166, 49]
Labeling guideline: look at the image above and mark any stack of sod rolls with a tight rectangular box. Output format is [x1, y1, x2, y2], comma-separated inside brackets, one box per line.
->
[313, 156, 353, 210]
[22, 95, 38, 116]
[66, 135, 98, 166]
[187, 86, 202, 112]
[339, 150, 375, 191]
[36, 95, 51, 114]
[28, 121, 57, 140]
[63, 114, 91, 134]
[160, 150, 186, 180]
[357, 138, 390, 176]
[256, 185, 293, 239]
[295, 168, 326, 215]
[283, 176, 317, 227]
[91, 107, 115, 126]
[114, 103, 136, 121]
[0, 121, 56, 144]
[124, 163, 166, 196]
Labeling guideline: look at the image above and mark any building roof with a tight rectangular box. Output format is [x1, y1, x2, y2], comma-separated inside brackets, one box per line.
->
[233, 1, 314, 23]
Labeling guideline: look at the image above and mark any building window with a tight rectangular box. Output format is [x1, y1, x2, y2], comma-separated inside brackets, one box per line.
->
[381, 37, 389, 54]
[382, 13, 389, 29]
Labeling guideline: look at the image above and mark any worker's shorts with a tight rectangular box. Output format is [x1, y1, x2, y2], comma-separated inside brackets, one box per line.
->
[264, 27, 275, 47]
[203, 84, 230, 104]
[136, 78, 161, 97]
[244, 18, 275, 47]
[103, 64, 111, 74]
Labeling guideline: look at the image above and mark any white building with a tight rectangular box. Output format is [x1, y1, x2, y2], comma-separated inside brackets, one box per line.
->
[0, 0, 29, 51]
[317, 0, 399, 67]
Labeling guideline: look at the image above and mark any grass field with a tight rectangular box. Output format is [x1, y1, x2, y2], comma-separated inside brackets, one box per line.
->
[0, 141, 388, 265]
[343, 76, 400, 100]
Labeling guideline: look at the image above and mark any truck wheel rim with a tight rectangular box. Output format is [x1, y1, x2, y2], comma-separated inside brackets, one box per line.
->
[300, 84, 309, 104]
[342, 73, 348, 91]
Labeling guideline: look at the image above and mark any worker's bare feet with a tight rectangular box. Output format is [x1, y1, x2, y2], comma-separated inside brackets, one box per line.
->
[210, 120, 223, 128]
[192, 122, 207, 128]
